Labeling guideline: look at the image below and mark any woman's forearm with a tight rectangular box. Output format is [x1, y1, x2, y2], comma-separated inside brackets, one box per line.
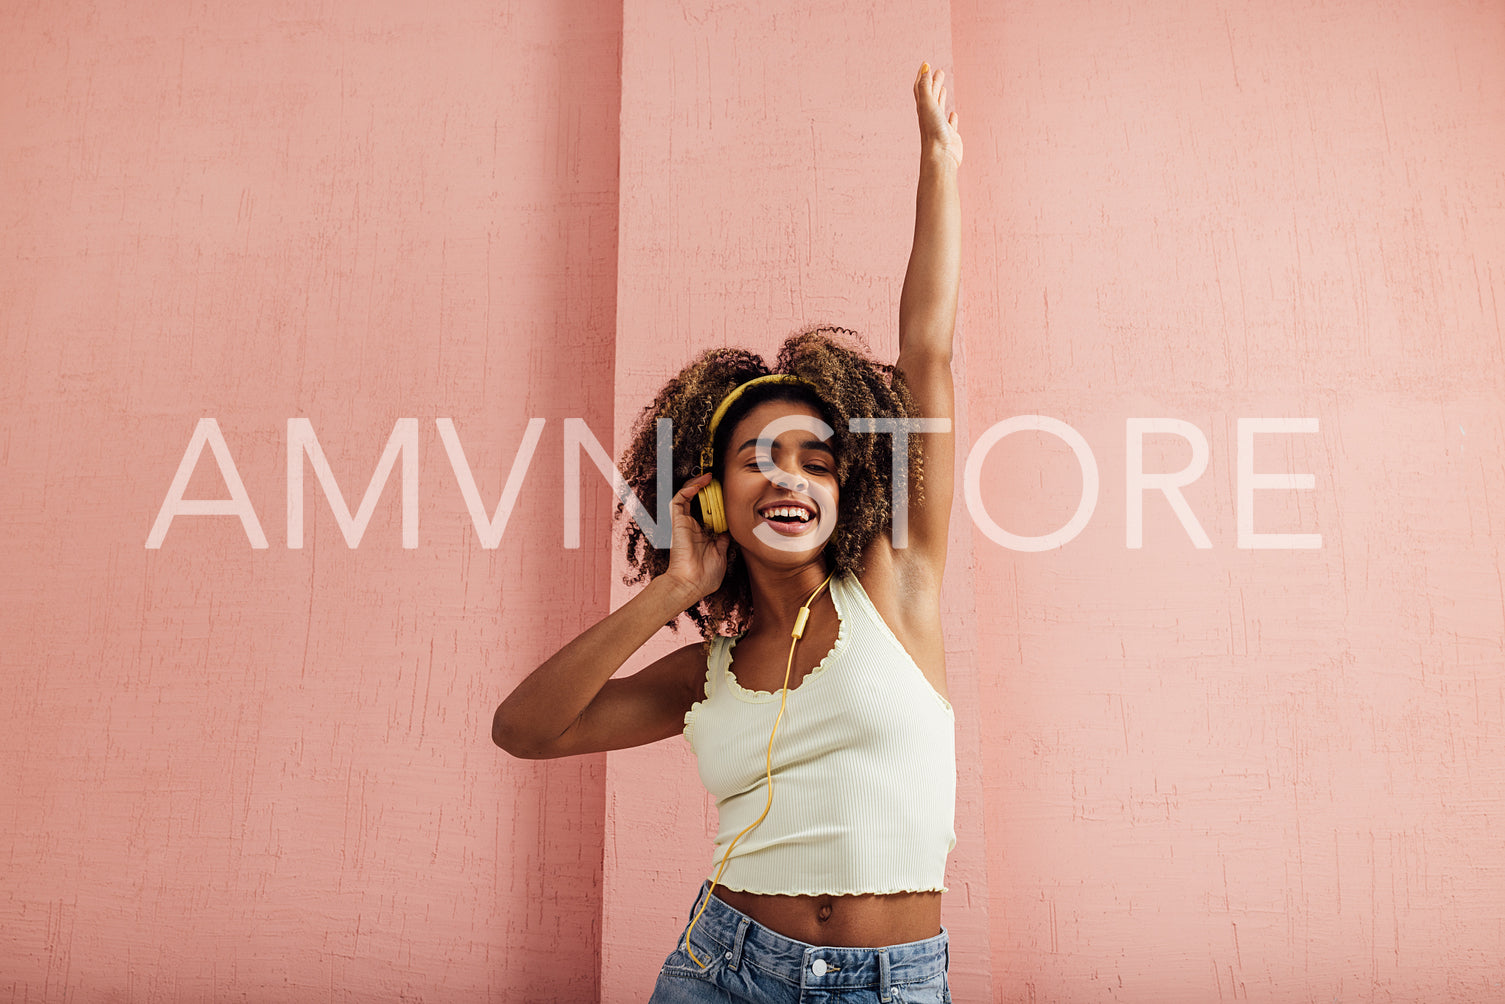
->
[899, 149, 961, 360]
[491, 574, 699, 752]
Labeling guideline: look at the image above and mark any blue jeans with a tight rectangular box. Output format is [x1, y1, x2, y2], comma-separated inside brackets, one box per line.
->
[648, 880, 952, 1003]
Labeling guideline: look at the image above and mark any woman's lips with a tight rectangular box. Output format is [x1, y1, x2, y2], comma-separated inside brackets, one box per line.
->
[758, 512, 818, 535]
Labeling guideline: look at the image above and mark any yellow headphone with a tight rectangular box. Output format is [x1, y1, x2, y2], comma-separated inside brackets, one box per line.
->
[684, 567, 835, 969]
[693, 373, 809, 534]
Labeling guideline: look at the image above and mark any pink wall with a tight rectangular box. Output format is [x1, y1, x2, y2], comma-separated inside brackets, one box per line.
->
[1, 0, 620, 998]
[3, 0, 1502, 1001]
[959, 2, 1505, 1000]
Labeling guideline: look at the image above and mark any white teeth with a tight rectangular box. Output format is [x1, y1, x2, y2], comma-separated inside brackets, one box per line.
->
[761, 506, 813, 522]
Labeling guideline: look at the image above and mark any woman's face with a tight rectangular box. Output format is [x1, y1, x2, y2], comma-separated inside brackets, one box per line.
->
[720, 399, 840, 563]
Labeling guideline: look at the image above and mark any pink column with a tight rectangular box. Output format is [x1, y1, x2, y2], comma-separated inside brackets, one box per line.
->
[607, 2, 989, 1000]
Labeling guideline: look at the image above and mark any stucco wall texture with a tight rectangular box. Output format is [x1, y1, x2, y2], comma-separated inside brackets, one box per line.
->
[2, 0, 1502, 1000]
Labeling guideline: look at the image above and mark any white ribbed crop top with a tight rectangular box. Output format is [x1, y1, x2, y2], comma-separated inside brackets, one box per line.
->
[681, 570, 957, 896]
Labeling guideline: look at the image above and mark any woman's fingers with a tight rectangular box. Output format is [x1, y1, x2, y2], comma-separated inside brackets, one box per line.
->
[916, 63, 954, 121]
[673, 473, 711, 505]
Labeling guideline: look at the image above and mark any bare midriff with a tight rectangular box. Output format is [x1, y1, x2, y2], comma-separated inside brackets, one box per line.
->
[710, 886, 942, 948]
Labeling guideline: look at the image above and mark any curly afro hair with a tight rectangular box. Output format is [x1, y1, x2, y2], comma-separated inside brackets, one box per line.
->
[614, 326, 926, 641]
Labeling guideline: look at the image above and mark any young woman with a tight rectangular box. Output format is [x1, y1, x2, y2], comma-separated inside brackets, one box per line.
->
[493, 62, 962, 1003]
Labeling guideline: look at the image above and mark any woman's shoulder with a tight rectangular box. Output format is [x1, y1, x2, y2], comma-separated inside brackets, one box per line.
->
[667, 636, 722, 706]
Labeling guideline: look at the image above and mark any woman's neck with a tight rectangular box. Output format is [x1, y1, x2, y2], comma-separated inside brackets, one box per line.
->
[744, 561, 835, 638]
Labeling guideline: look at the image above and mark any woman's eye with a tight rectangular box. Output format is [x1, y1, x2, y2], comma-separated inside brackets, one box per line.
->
[741, 459, 829, 474]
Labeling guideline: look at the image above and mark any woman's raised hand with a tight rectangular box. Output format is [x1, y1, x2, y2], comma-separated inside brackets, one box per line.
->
[915, 62, 963, 169]
[662, 473, 731, 604]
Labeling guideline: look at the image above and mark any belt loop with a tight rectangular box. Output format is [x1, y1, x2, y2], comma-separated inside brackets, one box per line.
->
[726, 915, 750, 970]
[690, 880, 708, 919]
[878, 946, 892, 1002]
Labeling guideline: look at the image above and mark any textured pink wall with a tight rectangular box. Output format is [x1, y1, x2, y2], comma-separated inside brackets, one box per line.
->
[1, 0, 620, 999]
[3, 0, 1503, 1002]
[956, 0, 1505, 1001]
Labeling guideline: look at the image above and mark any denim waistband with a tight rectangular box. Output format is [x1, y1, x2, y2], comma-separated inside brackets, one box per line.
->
[678, 880, 949, 993]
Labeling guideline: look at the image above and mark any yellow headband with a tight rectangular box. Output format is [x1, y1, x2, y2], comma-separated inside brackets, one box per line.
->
[698, 374, 810, 474]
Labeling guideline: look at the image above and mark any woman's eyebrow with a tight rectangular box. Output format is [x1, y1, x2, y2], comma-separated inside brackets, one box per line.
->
[735, 437, 836, 457]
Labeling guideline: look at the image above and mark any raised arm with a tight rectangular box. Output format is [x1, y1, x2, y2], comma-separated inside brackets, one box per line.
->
[894, 62, 963, 578]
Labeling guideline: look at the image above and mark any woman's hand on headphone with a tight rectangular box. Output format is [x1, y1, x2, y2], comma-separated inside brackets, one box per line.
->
[663, 473, 730, 603]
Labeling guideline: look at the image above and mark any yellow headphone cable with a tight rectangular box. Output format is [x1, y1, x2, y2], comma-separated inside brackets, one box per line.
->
[683, 568, 836, 969]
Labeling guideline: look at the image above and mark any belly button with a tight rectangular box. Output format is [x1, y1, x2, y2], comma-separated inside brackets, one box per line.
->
[817, 903, 833, 922]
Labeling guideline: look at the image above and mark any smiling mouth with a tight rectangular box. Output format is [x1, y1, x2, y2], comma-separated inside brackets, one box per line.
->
[757, 502, 817, 525]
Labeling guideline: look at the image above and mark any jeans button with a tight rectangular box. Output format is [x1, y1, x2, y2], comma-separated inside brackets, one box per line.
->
[811, 958, 828, 976]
